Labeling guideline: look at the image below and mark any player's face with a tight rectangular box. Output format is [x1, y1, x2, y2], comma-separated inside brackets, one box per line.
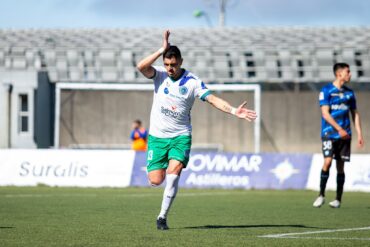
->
[163, 57, 183, 78]
[338, 67, 351, 83]
[132, 122, 139, 129]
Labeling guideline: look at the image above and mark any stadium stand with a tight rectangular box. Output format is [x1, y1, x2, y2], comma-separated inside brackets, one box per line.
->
[1, 27, 370, 150]
[0, 27, 370, 83]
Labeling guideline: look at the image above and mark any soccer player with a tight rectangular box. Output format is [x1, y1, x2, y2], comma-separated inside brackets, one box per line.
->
[130, 119, 148, 151]
[137, 30, 257, 230]
[313, 62, 364, 208]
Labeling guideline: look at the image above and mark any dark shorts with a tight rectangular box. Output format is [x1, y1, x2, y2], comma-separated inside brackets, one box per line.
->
[322, 138, 351, 161]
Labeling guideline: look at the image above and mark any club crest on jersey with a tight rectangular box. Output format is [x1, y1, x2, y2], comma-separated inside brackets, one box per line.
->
[319, 92, 324, 100]
[179, 86, 188, 95]
[164, 87, 169, 94]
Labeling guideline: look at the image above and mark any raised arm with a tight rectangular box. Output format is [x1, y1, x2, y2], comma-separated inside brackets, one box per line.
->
[206, 94, 257, 121]
[136, 30, 170, 79]
[351, 109, 364, 148]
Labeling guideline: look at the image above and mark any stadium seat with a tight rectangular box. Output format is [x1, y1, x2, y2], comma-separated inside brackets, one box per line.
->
[44, 50, 57, 67]
[84, 68, 97, 81]
[83, 50, 95, 67]
[122, 67, 136, 81]
[4, 57, 11, 69]
[12, 57, 27, 70]
[264, 56, 279, 79]
[69, 68, 82, 81]
[48, 69, 58, 81]
[0, 49, 6, 67]
[100, 67, 118, 81]
[56, 59, 68, 80]
[119, 50, 134, 67]
[66, 49, 80, 67]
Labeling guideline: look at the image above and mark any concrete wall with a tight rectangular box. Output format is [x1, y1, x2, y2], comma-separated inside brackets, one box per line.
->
[0, 71, 37, 148]
[0, 83, 10, 148]
[260, 91, 369, 154]
[59, 89, 370, 154]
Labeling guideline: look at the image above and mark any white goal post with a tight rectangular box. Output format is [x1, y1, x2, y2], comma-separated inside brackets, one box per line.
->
[54, 83, 261, 153]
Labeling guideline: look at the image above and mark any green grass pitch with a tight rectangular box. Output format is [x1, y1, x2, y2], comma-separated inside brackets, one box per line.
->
[0, 187, 369, 246]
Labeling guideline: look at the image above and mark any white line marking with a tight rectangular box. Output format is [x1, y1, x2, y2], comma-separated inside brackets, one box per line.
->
[260, 226, 370, 239]
[282, 237, 370, 241]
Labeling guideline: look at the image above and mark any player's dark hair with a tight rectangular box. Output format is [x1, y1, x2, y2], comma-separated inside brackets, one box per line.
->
[134, 119, 142, 126]
[163, 46, 182, 60]
[333, 62, 349, 75]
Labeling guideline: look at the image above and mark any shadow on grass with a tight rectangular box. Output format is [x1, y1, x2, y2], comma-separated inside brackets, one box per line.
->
[0, 226, 15, 229]
[183, 224, 321, 230]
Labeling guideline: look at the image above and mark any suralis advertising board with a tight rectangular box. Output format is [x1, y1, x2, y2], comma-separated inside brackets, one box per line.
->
[0, 149, 135, 187]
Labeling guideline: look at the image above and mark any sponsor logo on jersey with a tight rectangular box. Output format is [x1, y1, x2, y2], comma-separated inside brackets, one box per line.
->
[331, 93, 344, 98]
[164, 87, 169, 94]
[161, 106, 180, 118]
[179, 86, 188, 95]
[331, 104, 349, 110]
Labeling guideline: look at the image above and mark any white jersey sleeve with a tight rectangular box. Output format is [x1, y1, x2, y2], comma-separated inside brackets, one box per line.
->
[152, 66, 167, 88]
[191, 74, 211, 101]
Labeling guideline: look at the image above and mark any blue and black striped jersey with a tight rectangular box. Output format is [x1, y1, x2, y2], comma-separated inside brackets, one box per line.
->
[319, 83, 357, 139]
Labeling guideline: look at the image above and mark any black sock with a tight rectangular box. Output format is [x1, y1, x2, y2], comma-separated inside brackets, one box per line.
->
[320, 170, 330, 196]
[336, 173, 345, 202]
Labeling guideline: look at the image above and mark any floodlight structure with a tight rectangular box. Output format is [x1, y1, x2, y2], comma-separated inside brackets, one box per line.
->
[193, 9, 213, 27]
[200, 0, 232, 27]
[219, 0, 227, 27]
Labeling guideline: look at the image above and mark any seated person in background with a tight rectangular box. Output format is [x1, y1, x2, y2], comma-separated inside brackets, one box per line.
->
[130, 119, 148, 151]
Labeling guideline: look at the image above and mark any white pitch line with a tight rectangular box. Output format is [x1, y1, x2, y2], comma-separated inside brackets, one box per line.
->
[282, 237, 370, 241]
[260, 226, 370, 239]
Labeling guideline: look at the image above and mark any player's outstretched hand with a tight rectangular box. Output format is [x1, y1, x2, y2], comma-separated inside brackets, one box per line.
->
[235, 101, 257, 122]
[162, 30, 170, 51]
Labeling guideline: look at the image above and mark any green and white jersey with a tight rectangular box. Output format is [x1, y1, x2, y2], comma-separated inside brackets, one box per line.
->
[149, 66, 211, 138]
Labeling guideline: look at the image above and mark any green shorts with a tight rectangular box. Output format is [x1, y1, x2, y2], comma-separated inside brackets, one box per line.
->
[146, 135, 192, 172]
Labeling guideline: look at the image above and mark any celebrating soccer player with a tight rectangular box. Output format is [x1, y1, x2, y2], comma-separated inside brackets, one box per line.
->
[136, 30, 257, 230]
[313, 63, 364, 208]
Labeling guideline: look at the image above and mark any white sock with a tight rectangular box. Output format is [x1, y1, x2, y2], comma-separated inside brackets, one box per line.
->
[158, 174, 179, 219]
